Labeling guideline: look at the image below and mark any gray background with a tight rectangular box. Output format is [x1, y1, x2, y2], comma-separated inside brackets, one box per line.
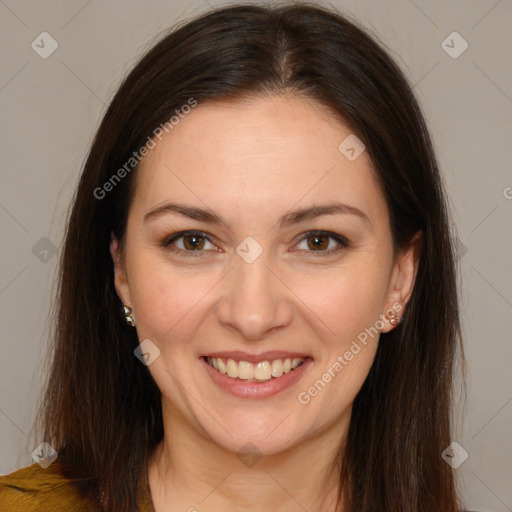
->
[1, 0, 511, 510]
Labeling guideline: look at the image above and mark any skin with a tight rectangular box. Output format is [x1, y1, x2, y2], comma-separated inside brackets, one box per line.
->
[110, 94, 421, 512]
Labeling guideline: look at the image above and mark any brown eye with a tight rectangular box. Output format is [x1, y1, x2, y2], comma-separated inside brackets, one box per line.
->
[182, 234, 206, 250]
[306, 234, 330, 251]
[294, 230, 349, 257]
[163, 231, 217, 257]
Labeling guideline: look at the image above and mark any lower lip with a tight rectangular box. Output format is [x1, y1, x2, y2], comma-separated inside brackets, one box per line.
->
[200, 357, 313, 399]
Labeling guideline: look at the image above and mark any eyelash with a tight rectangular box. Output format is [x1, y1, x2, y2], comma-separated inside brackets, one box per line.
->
[161, 230, 350, 258]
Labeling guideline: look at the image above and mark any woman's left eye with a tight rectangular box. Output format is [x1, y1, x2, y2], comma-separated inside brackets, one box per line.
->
[293, 231, 349, 256]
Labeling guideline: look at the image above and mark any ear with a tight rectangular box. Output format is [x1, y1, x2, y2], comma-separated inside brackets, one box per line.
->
[381, 230, 422, 333]
[109, 232, 131, 307]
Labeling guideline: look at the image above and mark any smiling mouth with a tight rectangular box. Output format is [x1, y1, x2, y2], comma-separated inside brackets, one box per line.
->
[203, 356, 307, 383]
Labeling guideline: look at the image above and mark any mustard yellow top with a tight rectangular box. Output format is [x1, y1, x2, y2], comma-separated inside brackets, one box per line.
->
[0, 461, 155, 511]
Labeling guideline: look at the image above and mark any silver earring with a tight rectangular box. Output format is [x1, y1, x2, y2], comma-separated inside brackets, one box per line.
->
[123, 305, 135, 327]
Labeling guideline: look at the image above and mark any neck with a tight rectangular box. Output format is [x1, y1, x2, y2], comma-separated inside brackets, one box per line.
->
[147, 400, 349, 512]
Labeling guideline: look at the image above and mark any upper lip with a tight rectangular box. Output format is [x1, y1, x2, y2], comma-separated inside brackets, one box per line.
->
[202, 351, 312, 363]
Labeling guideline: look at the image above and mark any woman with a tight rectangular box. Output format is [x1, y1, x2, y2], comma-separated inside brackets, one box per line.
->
[0, 2, 468, 511]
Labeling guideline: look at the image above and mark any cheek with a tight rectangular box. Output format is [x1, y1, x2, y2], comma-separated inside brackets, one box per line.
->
[126, 252, 218, 342]
[291, 262, 388, 345]
[292, 268, 386, 417]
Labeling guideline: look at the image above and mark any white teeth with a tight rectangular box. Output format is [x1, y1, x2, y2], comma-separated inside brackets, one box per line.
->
[238, 360, 253, 380]
[271, 359, 283, 377]
[206, 356, 305, 382]
[217, 358, 227, 374]
[291, 358, 302, 369]
[226, 359, 238, 378]
[254, 361, 271, 381]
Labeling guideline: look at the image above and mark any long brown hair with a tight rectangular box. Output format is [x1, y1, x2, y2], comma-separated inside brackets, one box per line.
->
[35, 3, 464, 510]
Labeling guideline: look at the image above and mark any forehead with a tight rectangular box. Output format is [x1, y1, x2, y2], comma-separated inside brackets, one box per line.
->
[131, 94, 387, 226]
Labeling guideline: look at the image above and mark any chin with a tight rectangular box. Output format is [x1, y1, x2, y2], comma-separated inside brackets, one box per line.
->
[201, 410, 309, 458]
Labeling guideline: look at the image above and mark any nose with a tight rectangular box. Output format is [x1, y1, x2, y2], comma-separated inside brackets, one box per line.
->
[216, 251, 293, 341]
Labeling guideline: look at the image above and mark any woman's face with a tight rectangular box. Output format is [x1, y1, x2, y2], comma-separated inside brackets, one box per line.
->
[111, 94, 418, 457]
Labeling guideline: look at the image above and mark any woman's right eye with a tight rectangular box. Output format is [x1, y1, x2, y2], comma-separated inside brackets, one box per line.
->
[162, 231, 218, 257]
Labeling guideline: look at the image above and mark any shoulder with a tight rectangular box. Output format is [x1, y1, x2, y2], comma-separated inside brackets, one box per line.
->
[0, 461, 98, 511]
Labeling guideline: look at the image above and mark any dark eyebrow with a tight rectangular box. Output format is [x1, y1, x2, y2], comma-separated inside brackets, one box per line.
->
[277, 203, 371, 229]
[144, 202, 227, 226]
[143, 201, 371, 229]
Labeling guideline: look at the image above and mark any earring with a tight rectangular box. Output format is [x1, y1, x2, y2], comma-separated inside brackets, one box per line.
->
[123, 305, 135, 327]
[387, 310, 401, 326]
